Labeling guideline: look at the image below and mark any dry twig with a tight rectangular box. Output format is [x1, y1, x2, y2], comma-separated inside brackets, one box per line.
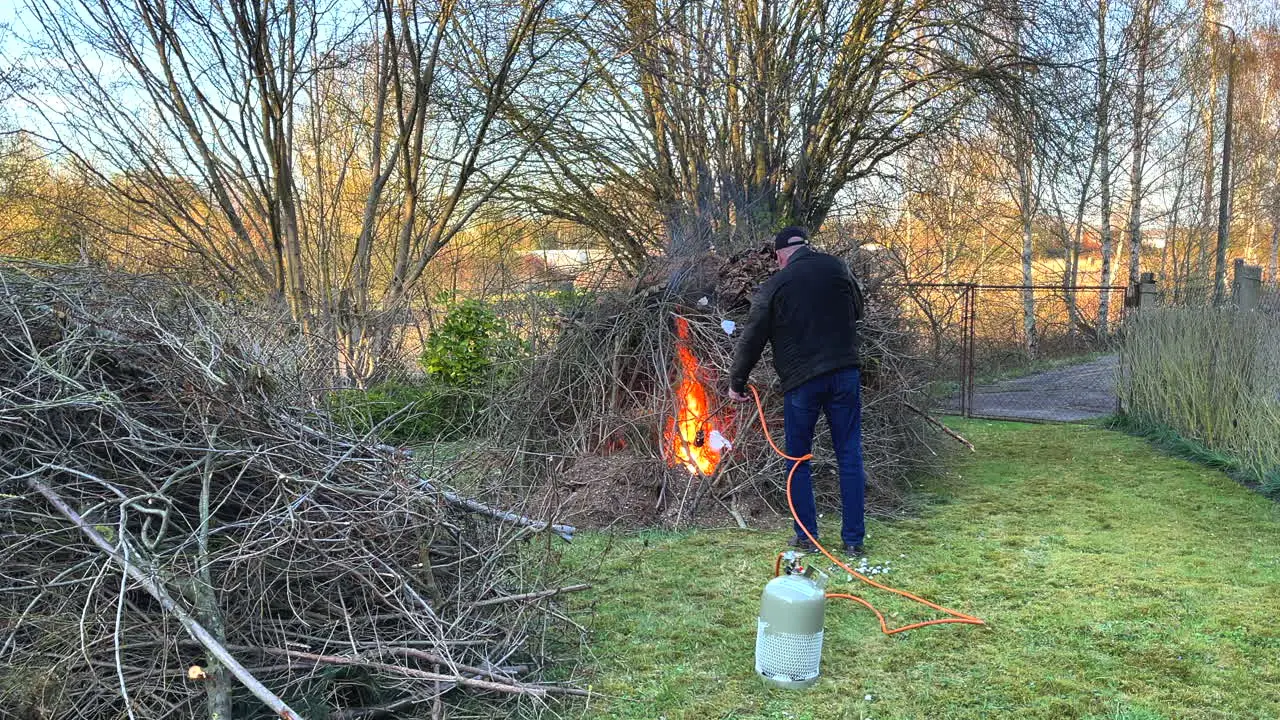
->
[0, 264, 586, 719]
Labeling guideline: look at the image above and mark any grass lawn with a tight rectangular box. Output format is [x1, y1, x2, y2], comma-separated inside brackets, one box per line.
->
[559, 420, 1280, 720]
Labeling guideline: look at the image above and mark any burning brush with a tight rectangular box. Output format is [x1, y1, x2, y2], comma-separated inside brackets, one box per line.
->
[664, 316, 733, 476]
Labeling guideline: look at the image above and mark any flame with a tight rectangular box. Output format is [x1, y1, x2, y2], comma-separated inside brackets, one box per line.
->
[664, 317, 730, 476]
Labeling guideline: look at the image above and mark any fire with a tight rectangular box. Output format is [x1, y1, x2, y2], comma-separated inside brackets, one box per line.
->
[664, 316, 731, 476]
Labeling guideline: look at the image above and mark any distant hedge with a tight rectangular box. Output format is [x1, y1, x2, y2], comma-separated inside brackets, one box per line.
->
[1119, 307, 1280, 495]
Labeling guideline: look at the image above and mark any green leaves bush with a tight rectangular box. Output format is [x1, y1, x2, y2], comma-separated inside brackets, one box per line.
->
[330, 300, 527, 444]
[328, 381, 481, 444]
[421, 298, 526, 386]
[1119, 308, 1280, 495]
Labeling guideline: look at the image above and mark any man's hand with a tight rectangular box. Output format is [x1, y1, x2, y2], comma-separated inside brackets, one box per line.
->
[728, 388, 751, 404]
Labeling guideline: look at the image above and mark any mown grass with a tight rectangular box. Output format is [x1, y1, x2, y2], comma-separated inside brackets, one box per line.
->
[560, 420, 1280, 720]
[1106, 415, 1279, 497]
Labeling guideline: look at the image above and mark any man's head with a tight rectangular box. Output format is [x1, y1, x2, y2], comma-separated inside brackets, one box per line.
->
[773, 226, 810, 268]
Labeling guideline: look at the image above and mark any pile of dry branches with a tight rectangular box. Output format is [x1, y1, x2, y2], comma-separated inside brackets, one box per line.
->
[0, 265, 584, 720]
[490, 248, 946, 530]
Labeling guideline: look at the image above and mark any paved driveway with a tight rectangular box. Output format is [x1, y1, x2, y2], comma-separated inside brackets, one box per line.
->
[961, 354, 1119, 422]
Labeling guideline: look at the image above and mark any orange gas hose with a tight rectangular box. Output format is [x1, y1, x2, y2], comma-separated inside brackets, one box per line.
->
[749, 385, 985, 636]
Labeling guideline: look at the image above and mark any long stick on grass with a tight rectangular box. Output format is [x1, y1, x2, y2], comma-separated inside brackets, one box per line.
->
[904, 402, 975, 452]
[472, 583, 591, 608]
[26, 478, 308, 720]
[430, 486, 576, 542]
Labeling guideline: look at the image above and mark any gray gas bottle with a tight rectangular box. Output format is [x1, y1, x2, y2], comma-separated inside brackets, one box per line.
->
[755, 557, 827, 689]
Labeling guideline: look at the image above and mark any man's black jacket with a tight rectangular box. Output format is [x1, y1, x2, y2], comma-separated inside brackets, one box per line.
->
[729, 247, 864, 394]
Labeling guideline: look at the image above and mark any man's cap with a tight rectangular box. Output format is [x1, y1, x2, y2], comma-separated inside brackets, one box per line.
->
[774, 226, 809, 251]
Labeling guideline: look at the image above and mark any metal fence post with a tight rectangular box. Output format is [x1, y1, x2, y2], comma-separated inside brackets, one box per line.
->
[961, 284, 969, 418]
[965, 284, 976, 419]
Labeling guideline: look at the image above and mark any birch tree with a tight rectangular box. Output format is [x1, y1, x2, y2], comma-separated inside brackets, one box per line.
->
[1124, 0, 1155, 288]
[1096, 0, 1117, 334]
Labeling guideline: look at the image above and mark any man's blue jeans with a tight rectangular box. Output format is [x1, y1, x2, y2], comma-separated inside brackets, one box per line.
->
[783, 367, 865, 546]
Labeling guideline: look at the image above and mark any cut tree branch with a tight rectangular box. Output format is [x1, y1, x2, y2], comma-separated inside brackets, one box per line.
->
[26, 477, 307, 720]
[374, 443, 576, 541]
[904, 403, 975, 452]
[257, 648, 590, 697]
[472, 583, 591, 609]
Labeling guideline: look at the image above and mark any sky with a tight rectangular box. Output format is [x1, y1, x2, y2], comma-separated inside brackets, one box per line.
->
[2, 1, 55, 135]
[2, 0, 1276, 239]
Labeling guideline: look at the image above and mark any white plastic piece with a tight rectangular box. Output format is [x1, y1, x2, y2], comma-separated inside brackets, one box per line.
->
[721, 319, 736, 335]
[708, 429, 732, 452]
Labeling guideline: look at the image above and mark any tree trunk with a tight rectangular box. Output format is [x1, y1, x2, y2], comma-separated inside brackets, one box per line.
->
[1096, 0, 1114, 335]
[1164, 157, 1187, 297]
[1020, 197, 1037, 357]
[198, 455, 233, 719]
[1007, 15, 1037, 357]
[1016, 127, 1037, 355]
[1126, 0, 1152, 288]
[1213, 40, 1234, 305]
[1198, 4, 1221, 286]
[1160, 225, 1171, 284]
[1066, 219, 1085, 330]
[1066, 143, 1097, 334]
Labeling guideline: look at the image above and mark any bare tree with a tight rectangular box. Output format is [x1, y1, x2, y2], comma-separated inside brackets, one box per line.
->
[298, 0, 574, 378]
[1272, 182, 1280, 282]
[895, 138, 1008, 286]
[514, 0, 1030, 266]
[998, 29, 1042, 357]
[17, 0, 578, 380]
[1231, 24, 1280, 281]
[1125, 0, 1154, 288]
[1043, 83, 1098, 334]
[21, 0, 325, 315]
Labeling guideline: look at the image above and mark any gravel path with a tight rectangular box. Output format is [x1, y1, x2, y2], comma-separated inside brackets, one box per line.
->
[964, 354, 1118, 422]
[932, 354, 1120, 422]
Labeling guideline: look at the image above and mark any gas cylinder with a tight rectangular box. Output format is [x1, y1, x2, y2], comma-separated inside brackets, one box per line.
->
[755, 553, 827, 689]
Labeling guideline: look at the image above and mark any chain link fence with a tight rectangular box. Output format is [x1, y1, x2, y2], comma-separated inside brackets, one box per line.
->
[898, 283, 1127, 423]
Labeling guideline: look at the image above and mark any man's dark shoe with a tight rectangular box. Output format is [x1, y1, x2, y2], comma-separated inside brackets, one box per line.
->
[844, 543, 865, 557]
[787, 535, 820, 553]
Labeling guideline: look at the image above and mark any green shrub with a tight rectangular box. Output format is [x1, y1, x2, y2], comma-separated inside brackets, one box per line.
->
[328, 381, 481, 444]
[1119, 307, 1280, 494]
[549, 285, 595, 312]
[330, 300, 527, 444]
[421, 298, 526, 386]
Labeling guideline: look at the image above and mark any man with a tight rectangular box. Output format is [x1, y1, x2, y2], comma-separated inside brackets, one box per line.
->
[728, 226, 867, 556]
